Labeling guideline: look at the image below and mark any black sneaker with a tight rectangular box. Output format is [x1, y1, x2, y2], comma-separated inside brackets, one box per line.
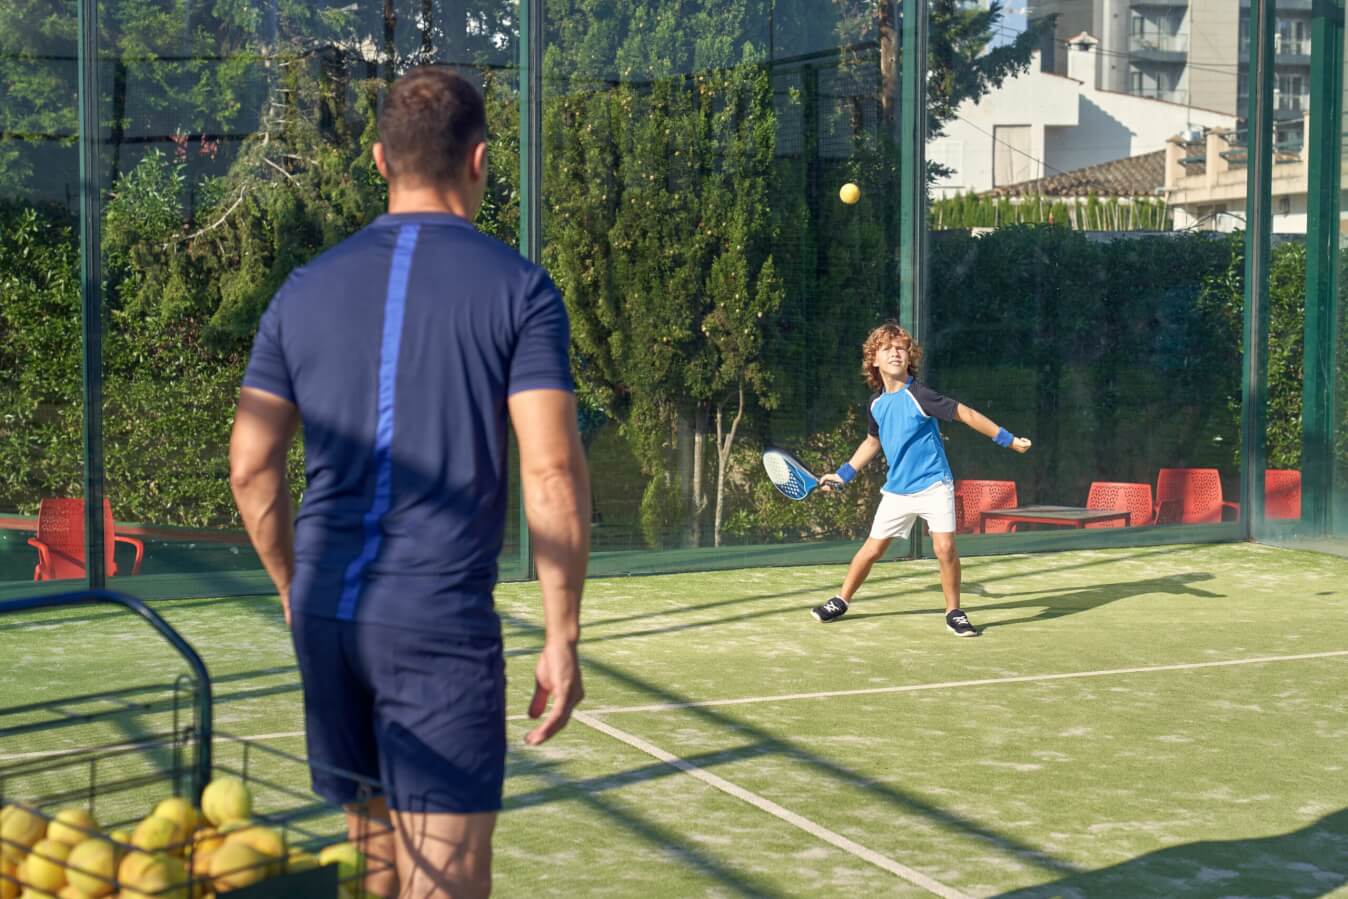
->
[811, 596, 849, 623]
[946, 609, 979, 637]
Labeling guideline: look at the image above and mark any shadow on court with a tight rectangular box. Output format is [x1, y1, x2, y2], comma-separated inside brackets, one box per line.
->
[502, 749, 784, 896]
[844, 572, 1220, 632]
[503, 545, 1221, 656]
[499, 614, 1087, 884]
[991, 808, 1348, 898]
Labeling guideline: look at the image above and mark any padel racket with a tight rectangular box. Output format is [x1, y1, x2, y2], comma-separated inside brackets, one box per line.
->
[762, 448, 823, 501]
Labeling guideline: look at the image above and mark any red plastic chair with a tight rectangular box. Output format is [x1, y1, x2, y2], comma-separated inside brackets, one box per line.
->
[954, 480, 1019, 534]
[1154, 468, 1240, 525]
[1264, 469, 1301, 520]
[28, 498, 145, 581]
[1084, 481, 1154, 528]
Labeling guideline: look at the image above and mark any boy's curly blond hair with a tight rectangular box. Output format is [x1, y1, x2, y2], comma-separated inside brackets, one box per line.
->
[861, 322, 922, 391]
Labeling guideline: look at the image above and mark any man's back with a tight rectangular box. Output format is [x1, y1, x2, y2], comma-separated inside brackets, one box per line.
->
[244, 211, 572, 631]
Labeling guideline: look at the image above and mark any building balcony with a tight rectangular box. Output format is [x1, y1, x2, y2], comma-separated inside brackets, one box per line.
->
[1132, 86, 1187, 105]
[1130, 32, 1188, 56]
[1239, 37, 1312, 64]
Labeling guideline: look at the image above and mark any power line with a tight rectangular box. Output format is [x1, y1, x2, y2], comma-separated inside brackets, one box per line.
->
[950, 111, 1070, 180]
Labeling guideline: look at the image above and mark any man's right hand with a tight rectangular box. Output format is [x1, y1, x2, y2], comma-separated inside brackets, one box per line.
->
[524, 640, 584, 745]
[819, 472, 845, 492]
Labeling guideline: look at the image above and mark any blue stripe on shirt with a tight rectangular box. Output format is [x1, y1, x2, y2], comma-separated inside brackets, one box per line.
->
[337, 224, 420, 620]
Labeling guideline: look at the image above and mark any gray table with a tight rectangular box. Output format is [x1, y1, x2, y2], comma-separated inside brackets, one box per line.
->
[978, 505, 1131, 534]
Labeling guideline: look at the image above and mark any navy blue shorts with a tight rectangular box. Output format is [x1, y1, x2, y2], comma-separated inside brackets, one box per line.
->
[290, 612, 506, 814]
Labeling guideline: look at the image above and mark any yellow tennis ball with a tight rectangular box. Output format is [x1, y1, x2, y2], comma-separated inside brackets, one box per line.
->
[131, 816, 183, 855]
[317, 842, 363, 883]
[151, 799, 197, 839]
[47, 810, 98, 848]
[207, 842, 266, 891]
[65, 837, 115, 897]
[1, 862, 18, 899]
[200, 779, 251, 828]
[839, 182, 861, 205]
[120, 853, 186, 899]
[1, 806, 46, 864]
[23, 838, 70, 893]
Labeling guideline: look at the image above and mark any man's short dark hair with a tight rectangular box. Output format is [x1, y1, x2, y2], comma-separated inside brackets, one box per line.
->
[378, 67, 487, 187]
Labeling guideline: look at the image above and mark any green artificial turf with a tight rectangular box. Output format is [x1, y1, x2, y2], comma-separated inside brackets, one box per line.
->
[1, 542, 1346, 897]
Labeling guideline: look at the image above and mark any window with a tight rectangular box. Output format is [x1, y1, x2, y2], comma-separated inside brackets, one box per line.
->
[993, 126, 1034, 188]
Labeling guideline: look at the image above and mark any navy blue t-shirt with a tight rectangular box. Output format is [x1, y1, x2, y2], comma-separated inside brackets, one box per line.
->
[243, 212, 573, 635]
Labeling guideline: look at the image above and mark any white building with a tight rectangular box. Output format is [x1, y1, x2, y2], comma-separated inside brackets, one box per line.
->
[1025, 0, 1308, 118]
[929, 34, 1236, 199]
[1163, 116, 1315, 234]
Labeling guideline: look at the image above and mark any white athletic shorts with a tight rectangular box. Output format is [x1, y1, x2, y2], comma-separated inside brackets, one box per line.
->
[869, 480, 958, 540]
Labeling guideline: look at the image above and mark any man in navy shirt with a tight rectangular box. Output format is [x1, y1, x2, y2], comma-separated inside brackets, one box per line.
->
[229, 67, 589, 897]
[810, 322, 1029, 636]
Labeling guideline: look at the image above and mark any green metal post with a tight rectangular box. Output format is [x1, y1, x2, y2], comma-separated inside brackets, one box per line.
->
[77, 0, 106, 587]
[898, 0, 927, 560]
[898, 0, 927, 340]
[1303, 0, 1345, 535]
[1241, 0, 1275, 541]
[517, 0, 542, 579]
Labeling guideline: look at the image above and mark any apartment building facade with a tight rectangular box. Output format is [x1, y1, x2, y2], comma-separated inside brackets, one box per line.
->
[1025, 0, 1310, 119]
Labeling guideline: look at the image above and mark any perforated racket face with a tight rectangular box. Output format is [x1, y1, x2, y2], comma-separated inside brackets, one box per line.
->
[763, 450, 815, 501]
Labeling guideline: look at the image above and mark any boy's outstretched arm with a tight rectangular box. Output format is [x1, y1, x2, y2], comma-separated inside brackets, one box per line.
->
[955, 403, 1032, 453]
[819, 435, 883, 490]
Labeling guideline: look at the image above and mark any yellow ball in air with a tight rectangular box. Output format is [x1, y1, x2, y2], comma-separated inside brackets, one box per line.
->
[839, 182, 861, 205]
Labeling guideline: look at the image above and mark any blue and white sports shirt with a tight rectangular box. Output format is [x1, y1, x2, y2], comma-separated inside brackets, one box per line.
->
[243, 212, 573, 634]
[866, 378, 960, 495]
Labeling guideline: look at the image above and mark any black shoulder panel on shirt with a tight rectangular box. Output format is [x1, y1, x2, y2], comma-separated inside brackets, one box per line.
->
[909, 381, 959, 421]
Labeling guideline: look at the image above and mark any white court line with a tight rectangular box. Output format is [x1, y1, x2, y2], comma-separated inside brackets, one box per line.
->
[582, 649, 1348, 716]
[8, 650, 1343, 759]
[574, 710, 969, 899]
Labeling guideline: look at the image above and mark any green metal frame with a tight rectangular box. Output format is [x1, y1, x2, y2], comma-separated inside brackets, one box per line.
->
[516, 0, 543, 580]
[1241, 0, 1276, 541]
[53, 0, 1342, 597]
[899, 0, 927, 561]
[1303, 0, 1345, 536]
[898, 0, 927, 340]
[77, 0, 106, 588]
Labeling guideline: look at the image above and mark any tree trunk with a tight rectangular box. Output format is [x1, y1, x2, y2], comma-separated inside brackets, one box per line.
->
[383, 0, 397, 81]
[690, 403, 708, 547]
[420, 0, 435, 62]
[878, 0, 898, 135]
[675, 407, 695, 547]
[713, 383, 744, 548]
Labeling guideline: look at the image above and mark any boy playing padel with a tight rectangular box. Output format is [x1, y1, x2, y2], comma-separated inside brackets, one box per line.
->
[813, 323, 1031, 636]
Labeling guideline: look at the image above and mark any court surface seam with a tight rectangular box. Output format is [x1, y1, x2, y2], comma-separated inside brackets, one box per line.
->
[578, 648, 1348, 716]
[573, 710, 970, 899]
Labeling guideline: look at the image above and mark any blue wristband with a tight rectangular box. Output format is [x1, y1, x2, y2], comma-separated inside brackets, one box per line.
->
[836, 463, 857, 484]
[994, 428, 1014, 448]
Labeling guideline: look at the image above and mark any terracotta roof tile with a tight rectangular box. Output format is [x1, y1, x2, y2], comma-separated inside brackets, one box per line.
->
[982, 149, 1166, 199]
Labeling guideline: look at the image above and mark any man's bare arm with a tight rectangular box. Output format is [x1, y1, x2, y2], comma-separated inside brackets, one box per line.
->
[508, 388, 590, 745]
[230, 387, 300, 620]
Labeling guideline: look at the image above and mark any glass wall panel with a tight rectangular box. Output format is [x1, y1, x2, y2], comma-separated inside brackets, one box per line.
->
[0, 5, 85, 588]
[1261, 0, 1345, 556]
[94, 0, 522, 588]
[1326, 20, 1348, 552]
[543, 0, 910, 575]
[926, 0, 1245, 552]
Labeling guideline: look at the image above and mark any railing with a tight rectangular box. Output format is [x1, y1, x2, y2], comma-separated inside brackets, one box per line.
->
[1132, 86, 1187, 104]
[1129, 32, 1188, 54]
[1242, 37, 1312, 57]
